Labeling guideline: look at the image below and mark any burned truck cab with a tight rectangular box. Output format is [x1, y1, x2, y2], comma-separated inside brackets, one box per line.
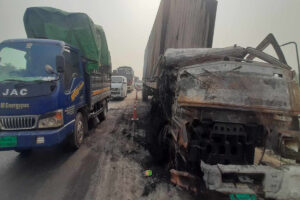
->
[173, 46, 299, 164]
[154, 35, 300, 198]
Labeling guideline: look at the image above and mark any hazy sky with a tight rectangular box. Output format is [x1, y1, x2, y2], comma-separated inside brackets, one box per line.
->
[0, 0, 299, 78]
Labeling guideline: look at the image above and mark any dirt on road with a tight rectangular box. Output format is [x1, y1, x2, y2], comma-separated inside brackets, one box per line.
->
[79, 92, 196, 200]
[22, 91, 196, 200]
[0, 91, 198, 200]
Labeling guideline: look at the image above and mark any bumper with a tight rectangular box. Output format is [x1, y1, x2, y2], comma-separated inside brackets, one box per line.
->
[111, 93, 122, 98]
[0, 120, 75, 151]
[201, 161, 300, 200]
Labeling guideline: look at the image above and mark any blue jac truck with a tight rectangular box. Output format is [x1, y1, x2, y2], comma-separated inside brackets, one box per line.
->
[0, 7, 111, 153]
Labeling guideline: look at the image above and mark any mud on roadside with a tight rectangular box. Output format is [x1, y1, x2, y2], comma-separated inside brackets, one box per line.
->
[83, 98, 196, 200]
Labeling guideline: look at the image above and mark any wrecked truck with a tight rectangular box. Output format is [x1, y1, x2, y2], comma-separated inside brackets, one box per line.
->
[143, 0, 300, 198]
[145, 34, 300, 199]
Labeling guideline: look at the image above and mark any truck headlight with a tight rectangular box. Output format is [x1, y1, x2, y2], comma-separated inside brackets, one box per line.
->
[38, 109, 64, 129]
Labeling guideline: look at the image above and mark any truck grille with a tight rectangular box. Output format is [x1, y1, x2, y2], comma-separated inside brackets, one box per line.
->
[187, 121, 264, 165]
[0, 116, 37, 130]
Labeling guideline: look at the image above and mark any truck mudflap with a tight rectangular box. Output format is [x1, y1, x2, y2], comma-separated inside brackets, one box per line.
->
[200, 161, 300, 200]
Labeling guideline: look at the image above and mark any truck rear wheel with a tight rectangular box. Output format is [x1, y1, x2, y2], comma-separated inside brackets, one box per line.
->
[99, 100, 108, 121]
[69, 112, 86, 150]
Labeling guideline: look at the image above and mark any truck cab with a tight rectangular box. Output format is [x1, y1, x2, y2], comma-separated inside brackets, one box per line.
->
[0, 39, 110, 152]
[113, 66, 134, 92]
[111, 76, 127, 99]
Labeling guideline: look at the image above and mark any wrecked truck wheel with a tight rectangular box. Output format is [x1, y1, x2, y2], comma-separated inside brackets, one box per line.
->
[168, 141, 187, 171]
[68, 112, 86, 150]
[150, 126, 169, 163]
[174, 153, 186, 171]
[142, 88, 148, 101]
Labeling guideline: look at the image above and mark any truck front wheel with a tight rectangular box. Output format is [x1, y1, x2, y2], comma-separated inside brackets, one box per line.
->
[15, 149, 32, 156]
[69, 112, 86, 150]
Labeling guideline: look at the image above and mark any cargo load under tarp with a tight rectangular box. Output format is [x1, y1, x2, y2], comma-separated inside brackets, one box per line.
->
[95, 25, 111, 69]
[143, 0, 217, 80]
[23, 7, 111, 71]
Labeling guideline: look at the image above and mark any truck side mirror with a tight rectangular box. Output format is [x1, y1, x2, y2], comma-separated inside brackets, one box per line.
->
[45, 64, 56, 74]
[56, 55, 65, 73]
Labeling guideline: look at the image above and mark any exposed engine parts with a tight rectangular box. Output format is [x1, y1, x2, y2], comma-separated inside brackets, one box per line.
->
[187, 120, 265, 165]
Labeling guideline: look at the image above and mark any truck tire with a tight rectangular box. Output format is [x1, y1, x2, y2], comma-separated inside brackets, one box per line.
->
[142, 88, 148, 102]
[69, 112, 86, 150]
[99, 100, 108, 121]
[15, 149, 32, 156]
[149, 124, 169, 164]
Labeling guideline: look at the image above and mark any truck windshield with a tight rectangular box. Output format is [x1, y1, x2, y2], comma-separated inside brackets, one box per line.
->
[112, 77, 123, 83]
[0, 42, 61, 82]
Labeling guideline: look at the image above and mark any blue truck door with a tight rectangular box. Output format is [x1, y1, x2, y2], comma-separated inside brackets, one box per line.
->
[62, 49, 85, 123]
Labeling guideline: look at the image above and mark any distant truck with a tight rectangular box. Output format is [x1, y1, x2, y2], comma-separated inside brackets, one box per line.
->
[111, 76, 127, 99]
[0, 7, 111, 152]
[134, 80, 143, 91]
[143, 0, 300, 199]
[134, 76, 139, 83]
[113, 66, 134, 92]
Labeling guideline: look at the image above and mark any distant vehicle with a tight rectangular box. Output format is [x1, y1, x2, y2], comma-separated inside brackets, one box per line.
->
[111, 76, 127, 99]
[113, 66, 134, 92]
[134, 76, 139, 83]
[135, 80, 143, 91]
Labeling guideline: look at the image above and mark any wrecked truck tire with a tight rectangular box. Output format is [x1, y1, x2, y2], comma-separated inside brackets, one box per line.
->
[149, 125, 170, 163]
[146, 101, 169, 162]
[142, 87, 148, 102]
[167, 140, 187, 171]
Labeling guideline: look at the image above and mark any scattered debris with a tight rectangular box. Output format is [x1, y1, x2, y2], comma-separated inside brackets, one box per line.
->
[229, 194, 257, 200]
[144, 170, 153, 177]
[170, 169, 200, 193]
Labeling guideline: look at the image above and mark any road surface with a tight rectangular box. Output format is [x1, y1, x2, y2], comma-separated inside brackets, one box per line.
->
[0, 91, 195, 200]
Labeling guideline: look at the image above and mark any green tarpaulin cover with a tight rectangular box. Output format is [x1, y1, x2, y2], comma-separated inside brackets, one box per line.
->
[95, 25, 111, 70]
[23, 7, 111, 71]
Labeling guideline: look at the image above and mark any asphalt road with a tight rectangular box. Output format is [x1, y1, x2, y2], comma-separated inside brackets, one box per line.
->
[0, 91, 195, 200]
